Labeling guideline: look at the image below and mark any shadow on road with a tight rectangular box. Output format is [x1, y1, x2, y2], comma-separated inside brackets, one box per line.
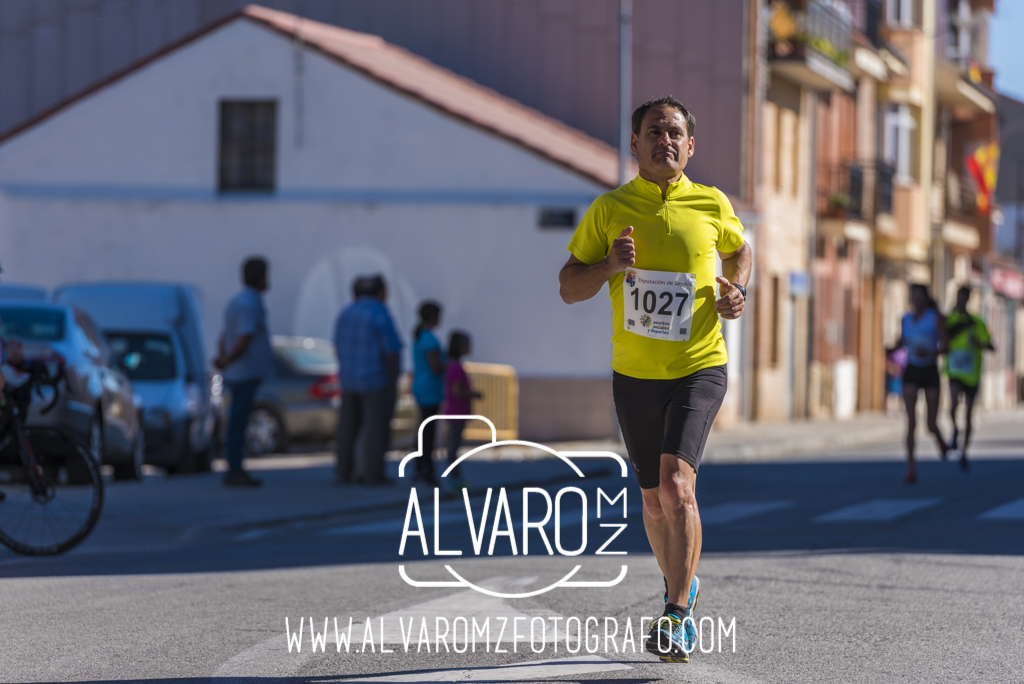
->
[1, 445, 1022, 579]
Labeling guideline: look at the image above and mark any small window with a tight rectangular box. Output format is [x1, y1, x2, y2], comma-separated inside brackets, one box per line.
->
[887, 0, 915, 27]
[538, 208, 577, 229]
[219, 101, 277, 192]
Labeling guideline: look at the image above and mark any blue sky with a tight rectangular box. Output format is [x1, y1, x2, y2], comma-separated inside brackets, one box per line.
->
[991, 2, 1024, 102]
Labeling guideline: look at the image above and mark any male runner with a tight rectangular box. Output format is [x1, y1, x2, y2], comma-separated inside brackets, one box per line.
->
[558, 97, 751, 662]
[945, 286, 993, 471]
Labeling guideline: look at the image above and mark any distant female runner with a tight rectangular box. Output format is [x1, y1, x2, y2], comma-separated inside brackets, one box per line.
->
[893, 284, 948, 483]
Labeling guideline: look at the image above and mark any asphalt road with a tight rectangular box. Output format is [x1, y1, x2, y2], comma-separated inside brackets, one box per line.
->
[1, 419, 1023, 683]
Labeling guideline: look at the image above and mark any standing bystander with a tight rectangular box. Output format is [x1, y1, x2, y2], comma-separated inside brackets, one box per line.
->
[334, 275, 402, 485]
[214, 257, 273, 488]
[441, 331, 481, 492]
[411, 301, 444, 485]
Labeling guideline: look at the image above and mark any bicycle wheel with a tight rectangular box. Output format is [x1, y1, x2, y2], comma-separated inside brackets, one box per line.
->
[0, 427, 104, 555]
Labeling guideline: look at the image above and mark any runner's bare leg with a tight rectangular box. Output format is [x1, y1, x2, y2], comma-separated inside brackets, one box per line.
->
[902, 383, 919, 466]
[640, 455, 701, 606]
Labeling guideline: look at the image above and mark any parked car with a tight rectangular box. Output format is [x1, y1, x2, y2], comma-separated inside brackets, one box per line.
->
[0, 301, 145, 479]
[228, 336, 419, 455]
[239, 336, 340, 455]
[0, 283, 47, 300]
[52, 283, 216, 473]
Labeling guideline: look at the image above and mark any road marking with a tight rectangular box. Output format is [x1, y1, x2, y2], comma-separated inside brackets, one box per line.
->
[335, 655, 630, 682]
[211, 576, 629, 682]
[701, 501, 794, 525]
[814, 498, 941, 523]
[978, 497, 1024, 520]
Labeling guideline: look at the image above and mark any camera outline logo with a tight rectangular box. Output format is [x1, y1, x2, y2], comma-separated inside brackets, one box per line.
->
[397, 415, 630, 599]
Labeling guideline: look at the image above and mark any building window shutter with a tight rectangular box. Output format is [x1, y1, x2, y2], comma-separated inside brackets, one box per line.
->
[219, 101, 277, 192]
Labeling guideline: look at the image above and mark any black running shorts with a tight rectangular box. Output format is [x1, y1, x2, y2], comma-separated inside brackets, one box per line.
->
[612, 365, 728, 489]
[902, 363, 940, 390]
[949, 377, 979, 400]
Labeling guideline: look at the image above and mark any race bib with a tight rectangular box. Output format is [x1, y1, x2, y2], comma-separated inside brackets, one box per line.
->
[622, 268, 695, 342]
[948, 349, 976, 375]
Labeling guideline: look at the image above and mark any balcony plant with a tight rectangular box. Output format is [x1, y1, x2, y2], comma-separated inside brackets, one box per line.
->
[826, 193, 853, 218]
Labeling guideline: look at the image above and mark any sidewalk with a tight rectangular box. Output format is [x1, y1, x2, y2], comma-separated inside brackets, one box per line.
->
[539, 406, 1024, 464]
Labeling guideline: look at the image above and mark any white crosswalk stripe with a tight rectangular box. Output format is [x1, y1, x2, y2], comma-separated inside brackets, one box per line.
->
[814, 498, 942, 523]
[336, 655, 631, 682]
[977, 497, 1024, 521]
[700, 501, 794, 525]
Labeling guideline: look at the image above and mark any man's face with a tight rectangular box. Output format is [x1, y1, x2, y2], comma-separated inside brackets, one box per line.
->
[630, 105, 694, 178]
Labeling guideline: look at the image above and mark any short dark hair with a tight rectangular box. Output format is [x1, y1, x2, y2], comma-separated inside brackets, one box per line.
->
[242, 257, 267, 287]
[631, 96, 695, 138]
[910, 283, 936, 310]
[957, 285, 972, 299]
[353, 274, 386, 299]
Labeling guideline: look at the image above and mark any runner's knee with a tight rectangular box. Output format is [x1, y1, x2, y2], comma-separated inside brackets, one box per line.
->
[658, 473, 697, 518]
[642, 491, 666, 522]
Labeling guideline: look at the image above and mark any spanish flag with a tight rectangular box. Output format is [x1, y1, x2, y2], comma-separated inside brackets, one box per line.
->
[966, 142, 999, 215]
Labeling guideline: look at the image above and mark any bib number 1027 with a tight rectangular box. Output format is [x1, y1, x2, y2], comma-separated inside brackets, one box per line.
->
[631, 289, 689, 316]
[622, 268, 695, 342]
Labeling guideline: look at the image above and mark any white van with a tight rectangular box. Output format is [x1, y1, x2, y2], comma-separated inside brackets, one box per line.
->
[53, 283, 216, 472]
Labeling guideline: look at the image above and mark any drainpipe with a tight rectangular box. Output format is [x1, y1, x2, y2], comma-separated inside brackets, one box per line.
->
[619, 0, 633, 186]
[806, 90, 819, 420]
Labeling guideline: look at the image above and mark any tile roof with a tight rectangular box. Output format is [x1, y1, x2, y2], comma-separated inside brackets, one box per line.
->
[0, 4, 630, 190]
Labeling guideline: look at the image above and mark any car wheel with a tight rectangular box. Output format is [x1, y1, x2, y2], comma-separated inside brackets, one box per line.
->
[113, 426, 144, 481]
[245, 406, 286, 455]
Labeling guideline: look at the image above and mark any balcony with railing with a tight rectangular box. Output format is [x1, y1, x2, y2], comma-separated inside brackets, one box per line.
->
[768, 1, 856, 92]
[945, 172, 984, 226]
[817, 160, 895, 225]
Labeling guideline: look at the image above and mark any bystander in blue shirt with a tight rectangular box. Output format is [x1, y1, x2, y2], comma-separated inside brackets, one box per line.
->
[221, 287, 273, 383]
[334, 297, 403, 392]
[412, 329, 444, 406]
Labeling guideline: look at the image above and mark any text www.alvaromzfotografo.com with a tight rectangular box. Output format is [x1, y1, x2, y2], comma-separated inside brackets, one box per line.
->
[284, 615, 737, 655]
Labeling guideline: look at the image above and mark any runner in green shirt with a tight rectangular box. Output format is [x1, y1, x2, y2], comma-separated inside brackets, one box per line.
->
[945, 286, 994, 470]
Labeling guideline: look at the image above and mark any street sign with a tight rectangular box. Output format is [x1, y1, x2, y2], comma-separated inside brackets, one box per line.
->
[790, 271, 811, 298]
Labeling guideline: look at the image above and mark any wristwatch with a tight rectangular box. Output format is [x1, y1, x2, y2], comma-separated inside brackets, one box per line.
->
[731, 283, 747, 300]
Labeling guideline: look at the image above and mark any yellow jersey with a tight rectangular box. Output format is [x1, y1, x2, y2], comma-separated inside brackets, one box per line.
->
[567, 174, 745, 380]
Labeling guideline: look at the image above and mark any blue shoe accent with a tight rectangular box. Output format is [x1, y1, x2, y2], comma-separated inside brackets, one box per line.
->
[645, 608, 697, 663]
[663, 575, 700, 610]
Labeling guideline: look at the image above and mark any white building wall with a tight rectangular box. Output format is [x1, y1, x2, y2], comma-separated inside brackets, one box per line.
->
[0, 195, 611, 377]
[0, 17, 615, 380]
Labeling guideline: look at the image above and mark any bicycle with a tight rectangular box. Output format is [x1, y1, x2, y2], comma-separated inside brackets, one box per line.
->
[0, 358, 104, 555]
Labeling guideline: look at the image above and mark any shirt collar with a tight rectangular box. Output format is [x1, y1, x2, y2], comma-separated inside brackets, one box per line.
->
[629, 172, 692, 200]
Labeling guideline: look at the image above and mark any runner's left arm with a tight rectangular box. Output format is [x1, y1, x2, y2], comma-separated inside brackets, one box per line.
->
[715, 242, 751, 320]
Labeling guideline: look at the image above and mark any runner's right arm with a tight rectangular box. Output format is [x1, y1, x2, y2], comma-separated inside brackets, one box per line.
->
[559, 227, 635, 304]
